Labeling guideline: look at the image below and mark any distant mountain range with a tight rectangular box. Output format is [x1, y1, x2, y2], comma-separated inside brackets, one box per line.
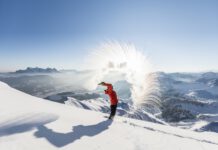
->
[0, 70, 218, 132]
[15, 67, 59, 73]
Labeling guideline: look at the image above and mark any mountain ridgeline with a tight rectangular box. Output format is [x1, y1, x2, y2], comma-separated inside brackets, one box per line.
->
[15, 67, 59, 74]
[0, 70, 218, 132]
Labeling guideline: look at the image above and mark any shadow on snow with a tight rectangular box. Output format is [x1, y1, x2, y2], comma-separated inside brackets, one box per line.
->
[34, 119, 113, 147]
[0, 113, 112, 148]
[0, 113, 58, 137]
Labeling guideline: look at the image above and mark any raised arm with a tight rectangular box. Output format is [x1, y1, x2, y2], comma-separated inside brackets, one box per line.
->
[98, 82, 113, 94]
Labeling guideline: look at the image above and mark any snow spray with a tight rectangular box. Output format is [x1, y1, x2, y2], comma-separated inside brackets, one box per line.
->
[85, 41, 160, 108]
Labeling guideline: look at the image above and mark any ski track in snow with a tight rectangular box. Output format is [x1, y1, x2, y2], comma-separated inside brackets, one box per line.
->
[117, 119, 218, 146]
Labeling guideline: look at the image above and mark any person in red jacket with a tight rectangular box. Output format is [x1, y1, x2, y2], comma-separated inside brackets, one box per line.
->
[98, 82, 118, 119]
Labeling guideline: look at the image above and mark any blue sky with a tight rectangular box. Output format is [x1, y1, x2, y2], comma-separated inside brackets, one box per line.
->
[0, 0, 217, 72]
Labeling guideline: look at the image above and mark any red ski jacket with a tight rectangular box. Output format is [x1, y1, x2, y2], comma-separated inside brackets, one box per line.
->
[103, 83, 118, 105]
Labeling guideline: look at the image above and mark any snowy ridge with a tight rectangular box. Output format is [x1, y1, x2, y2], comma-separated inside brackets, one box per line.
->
[1, 82, 218, 150]
[65, 97, 165, 124]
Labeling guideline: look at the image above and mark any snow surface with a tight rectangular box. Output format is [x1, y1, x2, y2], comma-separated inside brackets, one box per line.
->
[1, 82, 218, 150]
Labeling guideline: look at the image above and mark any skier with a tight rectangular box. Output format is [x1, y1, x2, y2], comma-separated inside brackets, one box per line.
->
[98, 82, 118, 119]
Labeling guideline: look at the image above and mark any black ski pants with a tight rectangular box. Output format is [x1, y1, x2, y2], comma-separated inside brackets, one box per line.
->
[110, 104, 117, 117]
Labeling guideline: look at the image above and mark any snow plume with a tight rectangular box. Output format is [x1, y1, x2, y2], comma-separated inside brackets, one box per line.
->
[85, 42, 160, 108]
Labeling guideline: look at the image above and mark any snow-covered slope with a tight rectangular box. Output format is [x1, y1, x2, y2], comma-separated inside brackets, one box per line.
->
[65, 97, 166, 124]
[1, 82, 218, 150]
[158, 72, 218, 129]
